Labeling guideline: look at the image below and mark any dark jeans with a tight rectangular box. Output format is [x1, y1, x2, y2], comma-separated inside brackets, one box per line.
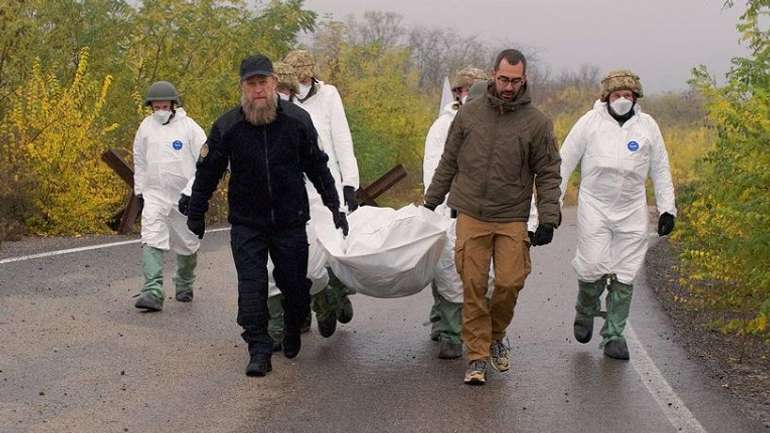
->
[230, 224, 311, 355]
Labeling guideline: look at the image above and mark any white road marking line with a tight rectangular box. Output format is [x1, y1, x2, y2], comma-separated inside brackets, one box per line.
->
[0, 227, 231, 265]
[627, 323, 709, 433]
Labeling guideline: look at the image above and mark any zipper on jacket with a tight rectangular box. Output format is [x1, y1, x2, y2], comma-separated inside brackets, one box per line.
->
[479, 111, 501, 217]
[263, 126, 276, 225]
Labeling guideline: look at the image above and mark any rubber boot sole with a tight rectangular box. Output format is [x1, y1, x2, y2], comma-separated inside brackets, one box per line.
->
[134, 292, 163, 312]
[603, 339, 630, 360]
[175, 290, 193, 302]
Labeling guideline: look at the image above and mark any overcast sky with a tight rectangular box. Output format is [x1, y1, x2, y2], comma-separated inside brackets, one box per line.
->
[301, 0, 749, 93]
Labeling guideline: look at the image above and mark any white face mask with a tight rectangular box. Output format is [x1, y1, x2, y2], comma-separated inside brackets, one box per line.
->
[278, 92, 290, 101]
[153, 109, 172, 124]
[610, 97, 634, 116]
[298, 83, 312, 99]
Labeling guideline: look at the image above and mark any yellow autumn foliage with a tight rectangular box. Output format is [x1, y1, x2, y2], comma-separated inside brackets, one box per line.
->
[0, 48, 123, 235]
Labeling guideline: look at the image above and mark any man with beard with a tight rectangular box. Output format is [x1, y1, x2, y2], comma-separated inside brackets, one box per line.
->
[186, 54, 347, 377]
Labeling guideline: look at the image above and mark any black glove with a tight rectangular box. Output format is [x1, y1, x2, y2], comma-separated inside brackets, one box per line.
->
[343, 186, 359, 212]
[658, 212, 675, 236]
[528, 231, 535, 244]
[178, 194, 190, 216]
[532, 223, 555, 246]
[187, 217, 205, 239]
[333, 210, 349, 236]
[423, 203, 437, 211]
[136, 194, 144, 213]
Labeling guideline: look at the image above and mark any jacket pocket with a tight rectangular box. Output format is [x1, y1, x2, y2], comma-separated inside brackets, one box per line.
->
[498, 135, 525, 187]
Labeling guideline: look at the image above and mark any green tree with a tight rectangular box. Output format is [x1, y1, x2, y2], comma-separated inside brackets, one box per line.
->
[678, 0, 770, 339]
[311, 20, 434, 201]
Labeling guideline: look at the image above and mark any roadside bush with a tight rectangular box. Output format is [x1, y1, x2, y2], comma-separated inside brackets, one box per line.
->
[675, 0, 770, 340]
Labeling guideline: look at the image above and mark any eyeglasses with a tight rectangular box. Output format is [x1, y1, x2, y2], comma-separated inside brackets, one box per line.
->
[495, 76, 524, 87]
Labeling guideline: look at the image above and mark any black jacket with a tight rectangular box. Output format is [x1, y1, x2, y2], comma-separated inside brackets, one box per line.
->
[188, 99, 340, 229]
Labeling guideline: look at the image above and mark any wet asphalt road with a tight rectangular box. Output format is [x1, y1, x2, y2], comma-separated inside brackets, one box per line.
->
[0, 209, 766, 433]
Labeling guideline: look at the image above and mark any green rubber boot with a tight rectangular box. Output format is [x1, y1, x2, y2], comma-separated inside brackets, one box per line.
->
[312, 287, 338, 338]
[432, 290, 463, 359]
[429, 283, 448, 342]
[328, 268, 354, 324]
[135, 246, 164, 311]
[601, 276, 633, 360]
[574, 279, 606, 343]
[267, 294, 284, 351]
[174, 252, 197, 302]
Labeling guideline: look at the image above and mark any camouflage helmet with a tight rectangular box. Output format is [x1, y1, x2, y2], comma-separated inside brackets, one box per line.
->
[284, 49, 318, 82]
[451, 66, 488, 90]
[466, 79, 489, 103]
[600, 70, 643, 101]
[144, 81, 180, 106]
[273, 61, 299, 95]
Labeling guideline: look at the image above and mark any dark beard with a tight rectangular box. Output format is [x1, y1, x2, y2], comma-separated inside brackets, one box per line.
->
[241, 93, 277, 125]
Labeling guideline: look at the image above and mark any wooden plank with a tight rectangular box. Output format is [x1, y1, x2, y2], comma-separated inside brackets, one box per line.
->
[101, 149, 140, 233]
[101, 149, 134, 188]
[356, 164, 407, 207]
[118, 194, 141, 235]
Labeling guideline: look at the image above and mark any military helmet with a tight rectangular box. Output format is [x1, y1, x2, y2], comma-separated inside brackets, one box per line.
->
[273, 61, 299, 95]
[600, 70, 643, 101]
[284, 49, 318, 82]
[144, 81, 181, 106]
[451, 66, 488, 90]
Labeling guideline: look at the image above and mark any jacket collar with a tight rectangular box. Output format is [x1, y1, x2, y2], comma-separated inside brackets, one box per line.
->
[485, 80, 532, 113]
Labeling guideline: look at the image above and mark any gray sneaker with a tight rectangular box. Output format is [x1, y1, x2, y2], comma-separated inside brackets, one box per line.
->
[464, 360, 488, 385]
[490, 340, 510, 372]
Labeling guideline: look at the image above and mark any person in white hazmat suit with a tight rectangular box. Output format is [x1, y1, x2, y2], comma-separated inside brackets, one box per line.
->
[424, 67, 486, 359]
[282, 50, 360, 337]
[263, 62, 337, 349]
[425, 74, 540, 359]
[559, 70, 676, 360]
[133, 81, 207, 311]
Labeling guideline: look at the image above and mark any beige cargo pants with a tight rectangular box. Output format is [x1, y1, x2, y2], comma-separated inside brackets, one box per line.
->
[455, 213, 531, 362]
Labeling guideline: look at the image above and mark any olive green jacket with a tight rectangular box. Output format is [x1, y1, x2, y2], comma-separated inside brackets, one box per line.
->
[425, 82, 562, 225]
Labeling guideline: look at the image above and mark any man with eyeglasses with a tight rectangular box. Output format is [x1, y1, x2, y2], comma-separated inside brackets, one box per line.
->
[424, 49, 562, 385]
[186, 54, 346, 377]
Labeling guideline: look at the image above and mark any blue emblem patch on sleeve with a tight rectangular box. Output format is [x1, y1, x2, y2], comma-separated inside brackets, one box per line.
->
[172, 140, 183, 150]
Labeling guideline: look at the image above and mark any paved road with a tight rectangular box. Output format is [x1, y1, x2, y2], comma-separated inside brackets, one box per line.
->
[0, 209, 765, 433]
